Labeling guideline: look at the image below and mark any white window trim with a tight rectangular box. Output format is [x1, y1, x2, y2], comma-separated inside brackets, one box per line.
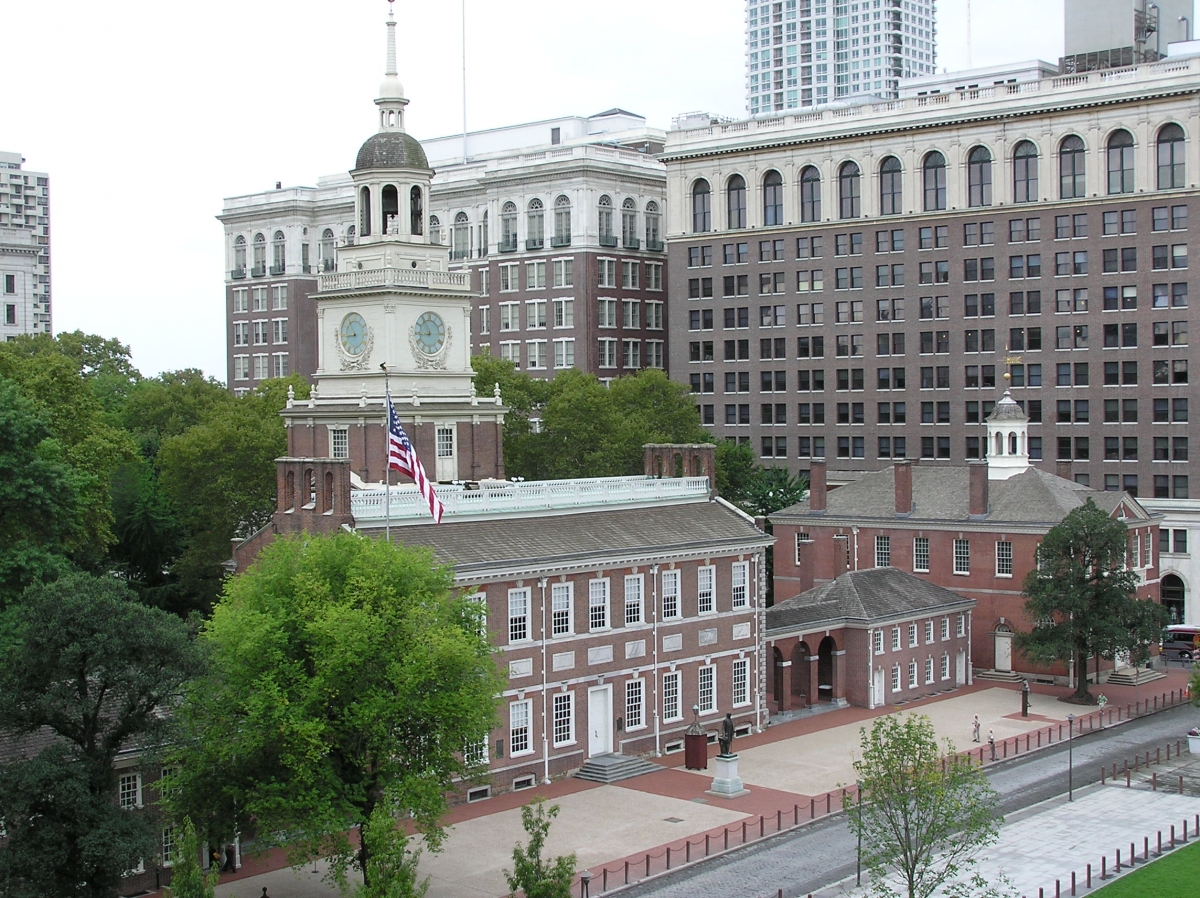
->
[731, 561, 750, 609]
[624, 574, 645, 626]
[697, 564, 716, 616]
[589, 577, 610, 631]
[698, 664, 717, 715]
[508, 587, 531, 644]
[552, 691, 575, 747]
[732, 657, 751, 707]
[551, 581, 574, 637]
[662, 670, 683, 722]
[661, 569, 681, 620]
[510, 698, 534, 757]
[625, 677, 646, 731]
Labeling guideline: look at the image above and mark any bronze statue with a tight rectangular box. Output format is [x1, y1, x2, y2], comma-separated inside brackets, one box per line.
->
[718, 712, 735, 756]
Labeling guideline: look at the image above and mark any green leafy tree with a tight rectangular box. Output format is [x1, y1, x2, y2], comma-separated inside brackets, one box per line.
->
[847, 714, 1006, 898]
[504, 799, 576, 898]
[353, 805, 429, 898]
[714, 440, 757, 507]
[606, 368, 709, 471]
[163, 818, 219, 898]
[535, 369, 625, 479]
[1017, 500, 1168, 703]
[118, 369, 234, 461]
[108, 458, 187, 610]
[168, 532, 503, 890]
[0, 331, 141, 414]
[472, 353, 553, 479]
[0, 574, 202, 898]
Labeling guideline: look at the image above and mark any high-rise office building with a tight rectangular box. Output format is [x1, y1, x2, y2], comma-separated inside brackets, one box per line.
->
[0, 151, 51, 339]
[745, 0, 937, 117]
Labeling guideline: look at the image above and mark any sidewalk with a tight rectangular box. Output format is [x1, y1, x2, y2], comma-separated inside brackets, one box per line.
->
[204, 670, 1194, 898]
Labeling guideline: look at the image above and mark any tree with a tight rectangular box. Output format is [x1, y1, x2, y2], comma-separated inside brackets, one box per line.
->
[168, 532, 503, 890]
[504, 799, 576, 898]
[471, 353, 552, 480]
[0, 574, 203, 898]
[847, 714, 1005, 898]
[0, 330, 141, 414]
[1017, 500, 1168, 704]
[163, 818, 219, 898]
[353, 805, 428, 898]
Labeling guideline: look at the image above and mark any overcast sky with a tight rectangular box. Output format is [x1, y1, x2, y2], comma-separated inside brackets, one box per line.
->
[5, 0, 1072, 379]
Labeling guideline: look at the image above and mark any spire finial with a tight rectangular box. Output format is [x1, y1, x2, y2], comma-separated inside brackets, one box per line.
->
[385, 0, 398, 77]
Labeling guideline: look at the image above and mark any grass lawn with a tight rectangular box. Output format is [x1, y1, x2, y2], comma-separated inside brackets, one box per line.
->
[1087, 839, 1200, 897]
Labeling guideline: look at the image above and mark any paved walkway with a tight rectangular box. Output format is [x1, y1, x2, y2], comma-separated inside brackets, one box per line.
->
[200, 670, 1193, 898]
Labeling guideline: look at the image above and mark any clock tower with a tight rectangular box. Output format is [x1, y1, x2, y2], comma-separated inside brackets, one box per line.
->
[282, 0, 504, 484]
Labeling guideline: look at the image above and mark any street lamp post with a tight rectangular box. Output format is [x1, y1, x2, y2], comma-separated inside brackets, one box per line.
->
[1067, 713, 1076, 802]
[855, 779, 863, 886]
[580, 870, 592, 898]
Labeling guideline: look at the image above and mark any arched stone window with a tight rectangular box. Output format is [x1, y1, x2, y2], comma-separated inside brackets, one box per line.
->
[645, 201, 661, 248]
[271, 230, 286, 274]
[691, 179, 711, 233]
[1107, 129, 1135, 195]
[428, 216, 440, 245]
[1012, 141, 1039, 203]
[527, 198, 544, 249]
[1157, 123, 1186, 190]
[409, 186, 423, 235]
[879, 156, 902, 215]
[358, 186, 372, 236]
[763, 170, 784, 226]
[1059, 135, 1086, 199]
[233, 235, 247, 274]
[726, 175, 747, 229]
[452, 211, 469, 260]
[838, 161, 860, 220]
[381, 185, 399, 234]
[346, 225, 356, 246]
[621, 197, 638, 247]
[967, 146, 992, 207]
[320, 228, 334, 271]
[800, 166, 821, 222]
[922, 152, 946, 211]
[553, 195, 571, 246]
[597, 194, 614, 244]
[500, 201, 517, 251]
[252, 233, 266, 274]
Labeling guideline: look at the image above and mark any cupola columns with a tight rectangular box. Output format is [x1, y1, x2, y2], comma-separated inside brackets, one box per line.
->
[985, 390, 1031, 481]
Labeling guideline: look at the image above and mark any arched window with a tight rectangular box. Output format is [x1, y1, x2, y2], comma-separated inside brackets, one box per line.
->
[553, 195, 571, 246]
[428, 216, 440, 246]
[967, 146, 993, 207]
[621, 197, 638, 247]
[452, 211, 469, 260]
[500, 201, 517, 251]
[922, 152, 946, 211]
[1059, 135, 1086, 199]
[381, 185, 399, 234]
[252, 232, 266, 272]
[597, 194, 614, 244]
[763, 170, 784, 226]
[1012, 141, 1039, 203]
[320, 228, 334, 271]
[691, 180, 711, 233]
[726, 175, 747, 229]
[1107, 129, 1135, 195]
[481, 210, 488, 256]
[409, 186, 423, 235]
[358, 186, 372, 236]
[645, 201, 661, 248]
[271, 230, 286, 274]
[800, 166, 821, 223]
[346, 225, 356, 246]
[838, 161, 861, 219]
[1157, 123, 1186, 189]
[233, 235, 247, 273]
[527, 199, 544, 249]
[879, 156, 902, 215]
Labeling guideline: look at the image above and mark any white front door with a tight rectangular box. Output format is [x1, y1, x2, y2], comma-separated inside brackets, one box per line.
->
[434, 425, 457, 481]
[955, 650, 966, 686]
[872, 667, 885, 708]
[995, 631, 1013, 672]
[587, 685, 613, 757]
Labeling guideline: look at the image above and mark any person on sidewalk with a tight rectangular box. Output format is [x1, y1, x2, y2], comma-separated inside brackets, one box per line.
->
[260, 889, 271, 898]
[987, 729, 996, 761]
[972, 714, 981, 743]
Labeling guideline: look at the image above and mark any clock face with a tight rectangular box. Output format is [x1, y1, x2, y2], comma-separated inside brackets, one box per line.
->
[413, 311, 446, 354]
[339, 312, 368, 356]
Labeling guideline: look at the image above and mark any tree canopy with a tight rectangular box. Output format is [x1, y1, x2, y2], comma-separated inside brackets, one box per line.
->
[1017, 500, 1168, 703]
[167, 532, 503, 889]
[847, 713, 1005, 898]
[504, 799, 576, 898]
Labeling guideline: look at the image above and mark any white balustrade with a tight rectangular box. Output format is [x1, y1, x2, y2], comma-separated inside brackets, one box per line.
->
[319, 266, 470, 293]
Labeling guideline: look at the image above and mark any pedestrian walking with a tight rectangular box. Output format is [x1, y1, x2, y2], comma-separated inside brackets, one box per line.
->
[260, 889, 271, 898]
[972, 714, 981, 743]
[987, 728, 996, 761]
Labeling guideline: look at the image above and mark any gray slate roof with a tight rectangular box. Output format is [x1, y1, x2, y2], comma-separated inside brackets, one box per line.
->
[767, 567, 976, 635]
[379, 499, 771, 575]
[355, 131, 430, 172]
[774, 465, 1147, 526]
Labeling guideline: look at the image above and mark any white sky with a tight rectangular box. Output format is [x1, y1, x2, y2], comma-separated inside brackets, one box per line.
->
[4, 0, 1070, 379]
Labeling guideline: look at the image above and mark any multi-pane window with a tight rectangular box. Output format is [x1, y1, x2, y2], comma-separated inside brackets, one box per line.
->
[732, 658, 750, 707]
[118, 773, 141, 809]
[940, 617, 950, 641]
[551, 582, 573, 636]
[553, 258, 573, 287]
[622, 260, 640, 289]
[957, 613, 966, 637]
[553, 692, 574, 746]
[330, 428, 348, 459]
[891, 626, 901, 651]
[891, 665, 901, 692]
[908, 623, 918, 647]
[162, 827, 178, 867]
[698, 665, 716, 713]
[996, 541, 1013, 577]
[624, 574, 644, 626]
[731, 561, 749, 608]
[913, 537, 930, 572]
[663, 671, 682, 721]
[924, 657, 935, 685]
[873, 630, 884, 654]
[510, 699, 532, 755]
[661, 569, 680, 619]
[908, 660, 919, 688]
[626, 679, 645, 729]
[271, 350, 289, 378]
[924, 620, 935, 644]
[953, 539, 970, 574]
[589, 578, 609, 630]
[697, 565, 715, 614]
[875, 535, 890, 568]
[499, 263, 519, 292]
[940, 653, 951, 681]
[553, 298, 574, 328]
[598, 258, 616, 288]
[508, 588, 530, 643]
[553, 338, 574, 369]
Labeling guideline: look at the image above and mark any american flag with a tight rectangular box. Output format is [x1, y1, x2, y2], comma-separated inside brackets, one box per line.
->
[385, 392, 444, 524]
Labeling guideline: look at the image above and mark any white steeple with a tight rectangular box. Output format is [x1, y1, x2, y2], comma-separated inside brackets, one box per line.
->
[376, 0, 408, 133]
[985, 390, 1031, 480]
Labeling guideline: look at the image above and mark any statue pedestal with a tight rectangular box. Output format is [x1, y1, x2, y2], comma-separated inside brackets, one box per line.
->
[705, 753, 749, 800]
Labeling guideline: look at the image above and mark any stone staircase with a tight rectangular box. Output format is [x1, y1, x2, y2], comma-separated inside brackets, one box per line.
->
[973, 668, 1025, 683]
[1104, 666, 1167, 687]
[574, 753, 662, 784]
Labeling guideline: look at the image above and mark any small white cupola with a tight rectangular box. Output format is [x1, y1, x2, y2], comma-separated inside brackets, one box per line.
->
[985, 390, 1030, 480]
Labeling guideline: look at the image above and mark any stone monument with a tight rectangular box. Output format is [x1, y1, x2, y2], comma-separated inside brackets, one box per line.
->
[706, 712, 749, 799]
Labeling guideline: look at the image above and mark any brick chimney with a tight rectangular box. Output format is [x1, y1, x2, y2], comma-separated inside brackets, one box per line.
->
[809, 458, 827, 513]
[968, 460, 989, 517]
[894, 460, 913, 516]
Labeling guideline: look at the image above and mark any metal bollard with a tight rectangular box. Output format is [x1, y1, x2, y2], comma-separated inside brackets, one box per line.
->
[794, 803, 799, 826]
[809, 797, 815, 819]
[645, 854, 650, 877]
[759, 815, 764, 838]
[1086, 863, 1091, 888]
[1171, 824, 1176, 848]
[705, 833, 710, 856]
[1115, 848, 1120, 872]
[1101, 766, 1106, 785]
[777, 809, 782, 831]
[1130, 841, 1135, 865]
[1071, 870, 1076, 896]
[603, 868, 608, 891]
[1055, 879, 1060, 898]
[1144, 836, 1149, 861]
[826, 792, 831, 814]
[686, 841, 691, 863]
[725, 829, 729, 850]
[742, 820, 747, 843]
[1183, 819, 1189, 843]
[1181, 774, 1185, 794]
[1157, 831, 1163, 856]
[1126, 769, 1130, 787]
[1153, 772, 1158, 791]
[666, 847, 671, 870]
[1101, 856, 1106, 880]
[624, 860, 629, 885]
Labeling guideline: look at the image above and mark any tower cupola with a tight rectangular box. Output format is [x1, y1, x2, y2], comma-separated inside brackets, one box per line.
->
[985, 390, 1031, 480]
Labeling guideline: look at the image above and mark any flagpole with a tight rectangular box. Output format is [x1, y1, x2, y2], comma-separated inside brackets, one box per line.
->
[381, 363, 391, 542]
